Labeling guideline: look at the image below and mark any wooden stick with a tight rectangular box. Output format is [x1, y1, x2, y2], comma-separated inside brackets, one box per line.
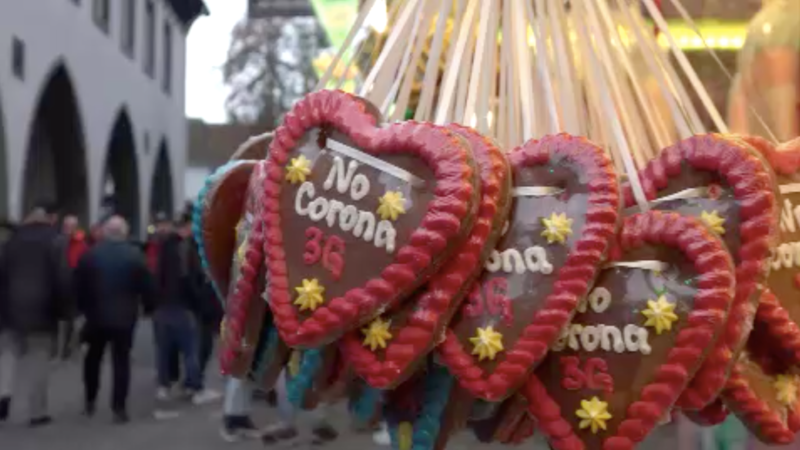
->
[641, 0, 727, 133]
[414, 0, 453, 121]
[628, 3, 705, 135]
[316, 0, 378, 90]
[511, 0, 536, 140]
[463, 0, 494, 128]
[434, 0, 479, 124]
[380, 0, 426, 115]
[526, 0, 559, 134]
[360, 0, 420, 98]
[453, 12, 478, 124]
[615, 0, 691, 139]
[389, 0, 437, 121]
[574, 9, 648, 211]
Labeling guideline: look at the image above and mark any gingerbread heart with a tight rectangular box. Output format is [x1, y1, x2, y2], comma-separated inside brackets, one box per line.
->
[264, 90, 480, 348]
[627, 134, 779, 409]
[470, 394, 531, 444]
[210, 162, 277, 375]
[340, 124, 512, 388]
[526, 211, 735, 450]
[383, 359, 473, 450]
[742, 136, 800, 363]
[722, 325, 800, 445]
[284, 345, 352, 409]
[193, 160, 258, 302]
[438, 133, 621, 401]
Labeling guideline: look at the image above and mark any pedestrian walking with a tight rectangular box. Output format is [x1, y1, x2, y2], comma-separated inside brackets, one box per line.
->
[260, 368, 338, 446]
[75, 216, 155, 423]
[0, 204, 69, 426]
[178, 210, 222, 404]
[220, 377, 261, 442]
[153, 225, 203, 405]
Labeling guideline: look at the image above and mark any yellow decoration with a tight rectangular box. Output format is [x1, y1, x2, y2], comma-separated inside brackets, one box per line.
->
[362, 317, 393, 351]
[294, 278, 326, 311]
[285, 155, 312, 184]
[397, 422, 413, 450]
[576, 397, 612, 434]
[774, 375, 799, 407]
[377, 190, 407, 221]
[700, 210, 726, 235]
[288, 350, 302, 377]
[470, 326, 504, 361]
[642, 295, 679, 335]
[541, 212, 574, 245]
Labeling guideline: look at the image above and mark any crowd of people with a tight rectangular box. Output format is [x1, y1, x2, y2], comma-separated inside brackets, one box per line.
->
[0, 202, 394, 446]
[0, 203, 225, 424]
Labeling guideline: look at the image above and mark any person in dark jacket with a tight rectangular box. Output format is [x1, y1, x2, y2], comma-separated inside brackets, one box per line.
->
[75, 216, 155, 423]
[0, 204, 66, 426]
[178, 210, 222, 405]
[153, 223, 203, 405]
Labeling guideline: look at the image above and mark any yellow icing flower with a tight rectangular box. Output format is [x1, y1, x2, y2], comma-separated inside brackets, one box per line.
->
[377, 190, 407, 221]
[397, 422, 413, 450]
[642, 295, 679, 335]
[576, 397, 612, 434]
[774, 374, 799, 407]
[288, 350, 302, 377]
[362, 317, 393, 351]
[285, 155, 312, 184]
[541, 212, 574, 245]
[294, 278, 326, 311]
[700, 210, 726, 235]
[470, 326, 504, 361]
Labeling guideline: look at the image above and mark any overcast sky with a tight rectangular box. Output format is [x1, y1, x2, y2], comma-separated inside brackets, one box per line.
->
[185, 0, 247, 124]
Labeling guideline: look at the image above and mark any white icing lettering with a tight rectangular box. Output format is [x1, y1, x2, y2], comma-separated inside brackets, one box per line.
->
[325, 199, 345, 228]
[589, 287, 612, 313]
[355, 211, 376, 241]
[295, 182, 315, 215]
[624, 324, 651, 355]
[374, 221, 397, 254]
[351, 174, 370, 201]
[295, 184, 393, 253]
[553, 323, 651, 355]
[502, 249, 526, 274]
[580, 325, 601, 351]
[322, 156, 372, 202]
[771, 241, 800, 271]
[339, 205, 359, 231]
[309, 197, 329, 221]
[600, 325, 625, 353]
[577, 287, 612, 314]
[485, 250, 502, 272]
[485, 246, 553, 274]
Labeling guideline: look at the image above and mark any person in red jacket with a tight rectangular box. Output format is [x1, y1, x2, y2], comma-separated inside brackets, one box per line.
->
[61, 215, 89, 269]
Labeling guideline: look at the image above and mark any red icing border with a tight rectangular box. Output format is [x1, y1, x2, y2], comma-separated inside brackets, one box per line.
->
[683, 400, 729, 426]
[438, 133, 621, 401]
[723, 348, 800, 445]
[525, 211, 735, 450]
[339, 124, 511, 388]
[754, 289, 800, 365]
[220, 161, 269, 373]
[624, 134, 778, 410]
[263, 90, 477, 347]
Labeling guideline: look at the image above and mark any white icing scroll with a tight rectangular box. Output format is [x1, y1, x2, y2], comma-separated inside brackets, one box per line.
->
[512, 186, 565, 197]
[780, 183, 800, 195]
[326, 138, 424, 187]
[605, 260, 669, 272]
[650, 187, 708, 205]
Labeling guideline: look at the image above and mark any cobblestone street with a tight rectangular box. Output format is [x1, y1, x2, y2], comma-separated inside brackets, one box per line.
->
[0, 321, 764, 450]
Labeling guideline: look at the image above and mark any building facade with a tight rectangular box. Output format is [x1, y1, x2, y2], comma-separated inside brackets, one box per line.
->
[0, 0, 205, 235]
